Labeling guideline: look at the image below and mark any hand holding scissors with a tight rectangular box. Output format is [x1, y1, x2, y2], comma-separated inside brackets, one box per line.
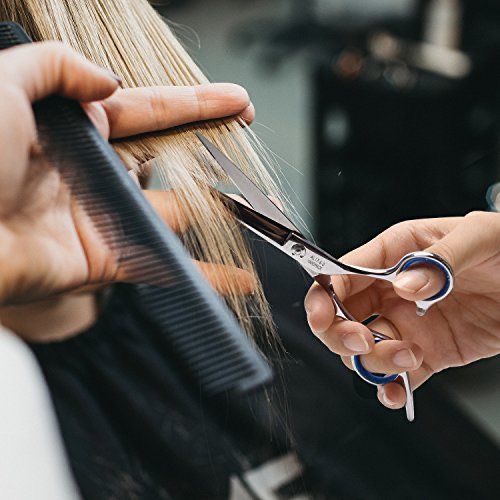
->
[197, 133, 455, 422]
[305, 212, 500, 417]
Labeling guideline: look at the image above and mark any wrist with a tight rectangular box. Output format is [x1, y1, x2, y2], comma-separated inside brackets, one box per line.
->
[0, 293, 98, 342]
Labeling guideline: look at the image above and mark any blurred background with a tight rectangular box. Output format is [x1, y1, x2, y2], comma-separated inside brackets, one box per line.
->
[157, 0, 500, 475]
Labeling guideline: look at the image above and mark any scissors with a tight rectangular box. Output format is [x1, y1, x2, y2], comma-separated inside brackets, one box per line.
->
[196, 132, 454, 422]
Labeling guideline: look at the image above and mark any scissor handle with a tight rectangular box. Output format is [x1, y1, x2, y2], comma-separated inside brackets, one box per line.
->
[315, 279, 415, 421]
[395, 251, 454, 316]
[352, 333, 415, 421]
[352, 348, 415, 421]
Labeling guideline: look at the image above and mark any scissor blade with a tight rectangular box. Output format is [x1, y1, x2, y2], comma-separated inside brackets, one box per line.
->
[196, 132, 300, 234]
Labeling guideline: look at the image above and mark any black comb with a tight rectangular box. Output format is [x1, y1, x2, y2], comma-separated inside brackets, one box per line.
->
[0, 22, 272, 396]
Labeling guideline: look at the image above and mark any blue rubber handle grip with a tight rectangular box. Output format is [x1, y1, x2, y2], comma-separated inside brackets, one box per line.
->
[352, 339, 398, 385]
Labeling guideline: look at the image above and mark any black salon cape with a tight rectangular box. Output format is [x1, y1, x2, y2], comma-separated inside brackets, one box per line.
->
[29, 246, 500, 499]
[30, 282, 302, 500]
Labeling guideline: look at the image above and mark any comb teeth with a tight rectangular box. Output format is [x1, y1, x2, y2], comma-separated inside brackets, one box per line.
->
[0, 22, 30, 48]
[0, 22, 272, 396]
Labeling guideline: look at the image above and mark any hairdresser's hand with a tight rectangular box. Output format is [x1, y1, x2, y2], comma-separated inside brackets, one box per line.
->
[305, 213, 500, 410]
[0, 42, 255, 304]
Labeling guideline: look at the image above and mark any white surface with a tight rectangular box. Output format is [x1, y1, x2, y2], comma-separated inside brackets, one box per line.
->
[0, 328, 79, 499]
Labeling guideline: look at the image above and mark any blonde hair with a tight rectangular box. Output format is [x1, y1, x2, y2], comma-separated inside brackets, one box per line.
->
[0, 0, 285, 342]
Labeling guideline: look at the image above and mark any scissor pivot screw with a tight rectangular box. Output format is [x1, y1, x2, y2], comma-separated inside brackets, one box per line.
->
[291, 244, 306, 259]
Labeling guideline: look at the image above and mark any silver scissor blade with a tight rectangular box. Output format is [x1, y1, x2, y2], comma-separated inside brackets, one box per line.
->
[196, 132, 300, 234]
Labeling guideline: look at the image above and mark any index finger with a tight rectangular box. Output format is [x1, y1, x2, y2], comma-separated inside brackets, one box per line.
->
[101, 84, 253, 139]
[304, 230, 392, 331]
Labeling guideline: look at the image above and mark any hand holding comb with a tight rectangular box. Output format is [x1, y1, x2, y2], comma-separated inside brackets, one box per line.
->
[0, 21, 272, 396]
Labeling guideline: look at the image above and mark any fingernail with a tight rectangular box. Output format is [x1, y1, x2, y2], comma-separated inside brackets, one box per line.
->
[378, 387, 398, 407]
[394, 269, 429, 293]
[102, 68, 122, 86]
[240, 103, 254, 123]
[393, 348, 418, 368]
[223, 83, 249, 101]
[342, 334, 370, 353]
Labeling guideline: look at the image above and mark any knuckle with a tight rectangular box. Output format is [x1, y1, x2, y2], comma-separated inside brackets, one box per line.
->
[38, 40, 66, 54]
[433, 238, 456, 268]
[464, 210, 485, 220]
[391, 220, 411, 232]
[376, 220, 417, 262]
[386, 220, 415, 247]
[388, 219, 414, 237]
[145, 87, 169, 130]
[39, 41, 73, 69]
[464, 210, 499, 230]
[193, 85, 209, 120]
[465, 210, 500, 245]
[39, 41, 73, 90]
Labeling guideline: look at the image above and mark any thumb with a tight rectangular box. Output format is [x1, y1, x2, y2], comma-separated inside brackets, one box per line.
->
[1, 41, 120, 103]
[393, 212, 500, 301]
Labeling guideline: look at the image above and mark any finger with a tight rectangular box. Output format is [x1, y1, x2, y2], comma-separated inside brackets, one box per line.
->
[82, 101, 111, 138]
[304, 222, 420, 320]
[313, 317, 375, 356]
[136, 190, 256, 296]
[376, 360, 437, 409]
[377, 383, 407, 409]
[351, 338, 423, 375]
[353, 316, 423, 374]
[142, 190, 190, 234]
[84, 260, 256, 297]
[342, 351, 432, 386]
[195, 262, 256, 296]
[393, 263, 445, 302]
[1, 42, 120, 103]
[101, 83, 252, 138]
[341, 282, 389, 321]
[305, 282, 337, 334]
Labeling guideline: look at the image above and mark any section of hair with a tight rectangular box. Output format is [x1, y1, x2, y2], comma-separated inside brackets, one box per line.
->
[0, 0, 285, 344]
